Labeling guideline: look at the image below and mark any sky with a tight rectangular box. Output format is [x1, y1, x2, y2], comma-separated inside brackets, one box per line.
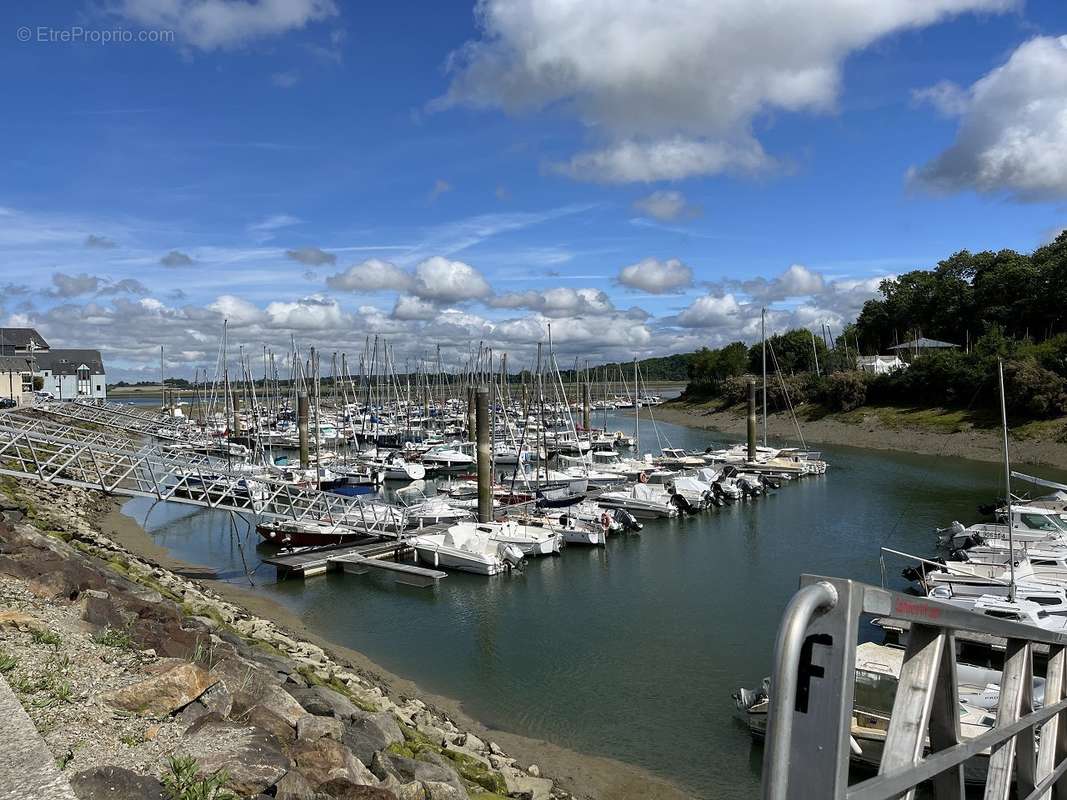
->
[1, 0, 1065, 382]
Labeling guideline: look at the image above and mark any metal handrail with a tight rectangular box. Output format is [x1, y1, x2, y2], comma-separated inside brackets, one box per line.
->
[762, 575, 1067, 800]
[763, 580, 838, 800]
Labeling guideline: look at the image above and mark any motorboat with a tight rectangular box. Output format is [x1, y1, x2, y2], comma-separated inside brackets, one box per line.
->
[597, 483, 679, 518]
[734, 642, 995, 783]
[461, 519, 562, 556]
[422, 442, 476, 471]
[412, 526, 526, 575]
[255, 519, 366, 547]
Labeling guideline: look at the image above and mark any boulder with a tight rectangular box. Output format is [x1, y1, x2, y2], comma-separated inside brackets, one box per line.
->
[341, 710, 404, 764]
[177, 719, 290, 796]
[215, 656, 306, 726]
[101, 662, 216, 716]
[297, 713, 344, 742]
[315, 778, 398, 799]
[287, 684, 360, 720]
[70, 766, 164, 800]
[274, 768, 317, 800]
[370, 753, 467, 799]
[502, 772, 553, 800]
[0, 610, 43, 632]
[291, 736, 376, 788]
[241, 705, 297, 747]
[198, 681, 233, 717]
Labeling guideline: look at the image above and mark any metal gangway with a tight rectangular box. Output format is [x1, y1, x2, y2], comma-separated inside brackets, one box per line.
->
[35, 399, 189, 437]
[763, 574, 1067, 800]
[0, 411, 404, 533]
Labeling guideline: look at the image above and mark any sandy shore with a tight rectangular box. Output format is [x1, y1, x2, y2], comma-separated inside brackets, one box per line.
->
[98, 502, 695, 800]
[654, 403, 1067, 468]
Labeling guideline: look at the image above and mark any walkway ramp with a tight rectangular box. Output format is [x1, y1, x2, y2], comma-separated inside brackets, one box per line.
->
[0, 675, 77, 800]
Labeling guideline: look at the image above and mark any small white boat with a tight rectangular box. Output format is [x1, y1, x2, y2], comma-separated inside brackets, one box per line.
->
[597, 483, 678, 519]
[466, 519, 562, 556]
[413, 526, 525, 575]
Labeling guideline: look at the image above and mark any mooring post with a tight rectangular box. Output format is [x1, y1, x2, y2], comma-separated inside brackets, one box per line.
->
[747, 379, 757, 462]
[298, 390, 310, 469]
[476, 386, 491, 523]
[467, 385, 477, 443]
[582, 381, 591, 432]
[232, 393, 242, 437]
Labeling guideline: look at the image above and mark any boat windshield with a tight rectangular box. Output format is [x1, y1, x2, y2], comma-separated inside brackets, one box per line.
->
[1019, 512, 1067, 532]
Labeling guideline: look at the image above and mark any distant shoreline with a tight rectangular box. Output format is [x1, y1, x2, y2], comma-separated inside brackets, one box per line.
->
[656, 400, 1067, 469]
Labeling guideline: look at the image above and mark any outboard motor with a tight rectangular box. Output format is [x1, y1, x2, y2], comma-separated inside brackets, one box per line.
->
[713, 481, 734, 504]
[499, 543, 526, 571]
[732, 677, 770, 713]
[670, 492, 697, 515]
[936, 520, 967, 548]
[613, 508, 643, 532]
[760, 475, 781, 491]
[701, 489, 716, 509]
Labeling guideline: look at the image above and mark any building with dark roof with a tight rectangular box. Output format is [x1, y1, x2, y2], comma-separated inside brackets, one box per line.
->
[0, 327, 50, 355]
[35, 349, 107, 399]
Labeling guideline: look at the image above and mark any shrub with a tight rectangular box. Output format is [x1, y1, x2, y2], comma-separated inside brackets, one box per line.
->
[1003, 358, 1067, 418]
[821, 371, 869, 411]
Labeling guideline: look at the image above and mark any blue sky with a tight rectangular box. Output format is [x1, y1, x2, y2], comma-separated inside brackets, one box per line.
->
[1, 0, 1065, 380]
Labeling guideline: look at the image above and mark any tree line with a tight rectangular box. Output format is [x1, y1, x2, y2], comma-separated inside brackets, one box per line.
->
[683, 232, 1067, 420]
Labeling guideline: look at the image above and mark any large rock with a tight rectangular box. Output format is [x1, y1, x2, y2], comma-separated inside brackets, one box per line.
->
[214, 656, 306, 726]
[316, 778, 398, 799]
[502, 772, 554, 800]
[287, 684, 360, 720]
[371, 753, 467, 799]
[242, 705, 297, 748]
[177, 719, 291, 796]
[274, 769, 316, 800]
[341, 710, 404, 764]
[290, 736, 376, 788]
[297, 713, 344, 742]
[70, 766, 164, 800]
[101, 662, 216, 716]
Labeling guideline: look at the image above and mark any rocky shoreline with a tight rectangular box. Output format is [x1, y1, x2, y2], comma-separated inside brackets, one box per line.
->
[0, 477, 569, 800]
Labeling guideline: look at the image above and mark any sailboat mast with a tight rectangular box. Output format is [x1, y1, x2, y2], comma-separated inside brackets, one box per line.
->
[761, 307, 767, 447]
[998, 358, 1016, 601]
[634, 356, 639, 455]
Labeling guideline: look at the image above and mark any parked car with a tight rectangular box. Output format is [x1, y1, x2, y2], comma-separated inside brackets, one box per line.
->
[0, 398, 16, 409]
[33, 391, 54, 401]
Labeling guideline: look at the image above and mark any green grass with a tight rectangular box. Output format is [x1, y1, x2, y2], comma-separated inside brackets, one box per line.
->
[0, 653, 17, 674]
[30, 629, 62, 649]
[94, 625, 135, 650]
[161, 756, 236, 800]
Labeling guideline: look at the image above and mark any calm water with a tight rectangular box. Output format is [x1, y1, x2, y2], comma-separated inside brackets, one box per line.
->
[119, 410, 1058, 799]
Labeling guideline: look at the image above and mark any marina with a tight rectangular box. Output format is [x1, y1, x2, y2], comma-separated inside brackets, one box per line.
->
[56, 401, 1052, 800]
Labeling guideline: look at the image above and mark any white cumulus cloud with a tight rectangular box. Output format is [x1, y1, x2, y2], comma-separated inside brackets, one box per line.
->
[618, 258, 694, 294]
[326, 259, 415, 292]
[115, 0, 338, 50]
[440, 0, 1014, 182]
[911, 35, 1067, 200]
[412, 256, 491, 302]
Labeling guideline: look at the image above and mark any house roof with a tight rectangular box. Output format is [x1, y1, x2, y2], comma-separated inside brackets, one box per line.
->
[0, 356, 32, 372]
[35, 349, 105, 376]
[0, 328, 50, 353]
[888, 337, 959, 351]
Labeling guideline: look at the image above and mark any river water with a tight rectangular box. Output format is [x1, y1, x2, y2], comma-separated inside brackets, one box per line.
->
[118, 409, 1059, 799]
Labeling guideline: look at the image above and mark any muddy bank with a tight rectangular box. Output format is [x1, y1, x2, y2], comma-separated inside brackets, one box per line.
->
[654, 403, 1067, 468]
[99, 502, 694, 800]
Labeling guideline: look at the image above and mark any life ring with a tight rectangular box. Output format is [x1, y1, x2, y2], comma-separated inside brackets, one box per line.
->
[600, 512, 611, 530]
[638, 471, 649, 484]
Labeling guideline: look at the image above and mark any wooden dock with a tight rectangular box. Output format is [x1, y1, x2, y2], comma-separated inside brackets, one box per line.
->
[261, 524, 452, 586]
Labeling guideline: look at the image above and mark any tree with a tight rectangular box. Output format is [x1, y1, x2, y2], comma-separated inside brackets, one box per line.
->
[748, 329, 827, 375]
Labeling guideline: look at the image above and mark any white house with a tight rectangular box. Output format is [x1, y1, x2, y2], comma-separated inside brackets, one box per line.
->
[0, 328, 107, 400]
[856, 355, 906, 375]
[35, 350, 107, 400]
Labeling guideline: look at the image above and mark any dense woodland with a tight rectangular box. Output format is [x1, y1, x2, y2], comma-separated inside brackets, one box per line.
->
[683, 233, 1067, 420]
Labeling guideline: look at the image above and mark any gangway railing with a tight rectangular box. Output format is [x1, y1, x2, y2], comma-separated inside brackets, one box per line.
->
[0, 422, 405, 534]
[763, 574, 1067, 800]
[37, 399, 188, 436]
